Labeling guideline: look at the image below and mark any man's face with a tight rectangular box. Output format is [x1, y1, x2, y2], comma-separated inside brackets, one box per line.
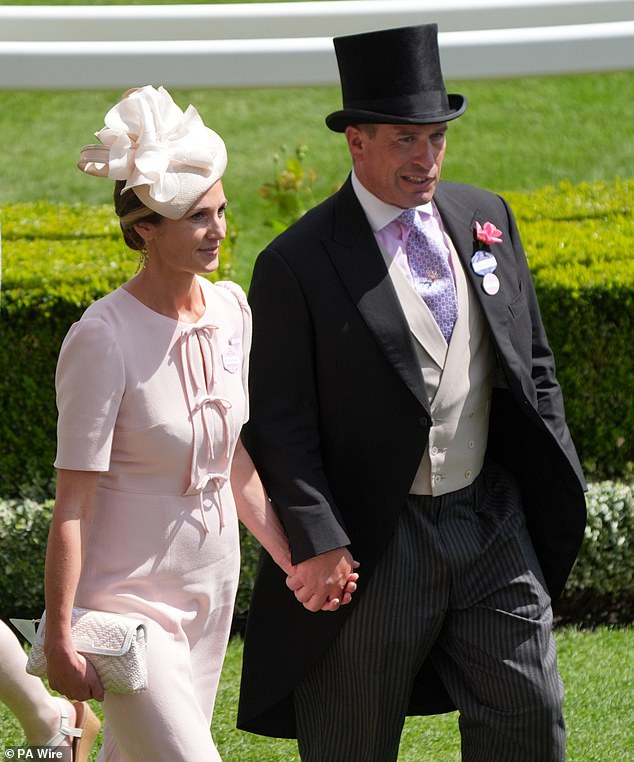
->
[345, 122, 448, 208]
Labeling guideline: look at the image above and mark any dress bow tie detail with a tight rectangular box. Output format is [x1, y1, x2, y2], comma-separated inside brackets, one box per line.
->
[179, 325, 233, 533]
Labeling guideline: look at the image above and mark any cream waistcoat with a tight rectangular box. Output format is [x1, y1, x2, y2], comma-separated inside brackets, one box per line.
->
[381, 239, 496, 495]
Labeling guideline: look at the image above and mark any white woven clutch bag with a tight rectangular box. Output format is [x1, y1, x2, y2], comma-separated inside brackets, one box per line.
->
[12, 608, 148, 694]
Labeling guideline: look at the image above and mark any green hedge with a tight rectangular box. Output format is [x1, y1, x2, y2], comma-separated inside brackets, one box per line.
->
[2, 481, 632, 625]
[504, 180, 634, 479]
[0, 179, 632, 496]
[0, 498, 52, 620]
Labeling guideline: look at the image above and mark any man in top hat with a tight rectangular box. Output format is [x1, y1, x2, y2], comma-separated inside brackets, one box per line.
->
[237, 23, 586, 761]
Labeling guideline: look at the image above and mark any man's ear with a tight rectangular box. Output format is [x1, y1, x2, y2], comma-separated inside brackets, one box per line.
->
[344, 125, 365, 161]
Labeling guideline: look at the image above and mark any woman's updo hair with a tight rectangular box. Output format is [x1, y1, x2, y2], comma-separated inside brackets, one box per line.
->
[113, 180, 163, 251]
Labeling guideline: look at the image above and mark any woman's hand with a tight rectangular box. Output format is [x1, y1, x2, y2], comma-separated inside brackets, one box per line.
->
[45, 637, 104, 702]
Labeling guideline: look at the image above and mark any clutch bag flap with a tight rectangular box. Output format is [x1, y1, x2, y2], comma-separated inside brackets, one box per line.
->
[36, 609, 147, 656]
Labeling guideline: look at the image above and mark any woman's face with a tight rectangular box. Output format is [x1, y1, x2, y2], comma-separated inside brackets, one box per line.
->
[136, 181, 228, 277]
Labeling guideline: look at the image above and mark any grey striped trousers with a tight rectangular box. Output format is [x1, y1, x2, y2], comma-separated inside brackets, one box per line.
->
[294, 462, 565, 762]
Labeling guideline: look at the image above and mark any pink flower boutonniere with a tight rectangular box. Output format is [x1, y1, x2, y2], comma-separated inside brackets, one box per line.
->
[475, 221, 503, 247]
[472, 221, 503, 295]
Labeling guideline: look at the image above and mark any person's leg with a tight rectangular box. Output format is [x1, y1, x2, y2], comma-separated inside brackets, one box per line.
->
[433, 464, 565, 762]
[0, 619, 74, 746]
[294, 497, 450, 762]
[101, 621, 221, 762]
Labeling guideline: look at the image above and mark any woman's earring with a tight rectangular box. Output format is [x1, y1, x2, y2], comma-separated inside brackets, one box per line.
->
[136, 247, 149, 273]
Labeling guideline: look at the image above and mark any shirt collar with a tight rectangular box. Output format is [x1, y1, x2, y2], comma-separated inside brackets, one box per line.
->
[351, 170, 434, 233]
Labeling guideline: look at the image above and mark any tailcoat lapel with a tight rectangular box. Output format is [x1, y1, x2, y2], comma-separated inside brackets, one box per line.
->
[433, 185, 510, 335]
[324, 179, 430, 413]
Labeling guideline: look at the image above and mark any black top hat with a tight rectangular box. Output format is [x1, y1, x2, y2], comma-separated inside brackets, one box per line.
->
[326, 24, 466, 133]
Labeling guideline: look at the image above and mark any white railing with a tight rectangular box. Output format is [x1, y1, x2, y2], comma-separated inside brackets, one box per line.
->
[1, 0, 633, 89]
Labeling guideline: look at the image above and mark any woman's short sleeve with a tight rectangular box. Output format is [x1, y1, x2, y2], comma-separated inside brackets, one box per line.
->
[54, 318, 125, 471]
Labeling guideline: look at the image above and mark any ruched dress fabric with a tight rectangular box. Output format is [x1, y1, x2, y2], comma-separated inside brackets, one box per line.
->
[54, 276, 251, 762]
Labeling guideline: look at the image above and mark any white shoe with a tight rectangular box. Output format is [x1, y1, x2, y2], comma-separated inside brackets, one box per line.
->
[45, 699, 100, 762]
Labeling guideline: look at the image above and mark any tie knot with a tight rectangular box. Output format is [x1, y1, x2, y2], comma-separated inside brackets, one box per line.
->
[397, 208, 419, 230]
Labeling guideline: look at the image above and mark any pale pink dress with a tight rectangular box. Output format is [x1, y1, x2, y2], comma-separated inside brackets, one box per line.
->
[54, 276, 251, 761]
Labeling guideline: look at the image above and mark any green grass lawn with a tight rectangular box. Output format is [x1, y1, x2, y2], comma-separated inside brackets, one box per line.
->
[1, 628, 631, 760]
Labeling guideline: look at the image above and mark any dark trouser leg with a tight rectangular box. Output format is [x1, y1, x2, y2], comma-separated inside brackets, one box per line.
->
[432, 465, 565, 762]
[294, 498, 450, 762]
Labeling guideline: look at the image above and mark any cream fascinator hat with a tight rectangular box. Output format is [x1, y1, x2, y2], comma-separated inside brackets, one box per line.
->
[78, 85, 227, 220]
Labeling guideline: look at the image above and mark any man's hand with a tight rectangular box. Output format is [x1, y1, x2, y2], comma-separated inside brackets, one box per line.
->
[286, 547, 359, 613]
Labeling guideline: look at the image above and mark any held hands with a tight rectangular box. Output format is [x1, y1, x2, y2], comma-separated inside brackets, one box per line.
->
[286, 547, 360, 613]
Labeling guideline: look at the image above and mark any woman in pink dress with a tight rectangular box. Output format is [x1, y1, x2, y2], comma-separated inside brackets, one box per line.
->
[42, 86, 350, 761]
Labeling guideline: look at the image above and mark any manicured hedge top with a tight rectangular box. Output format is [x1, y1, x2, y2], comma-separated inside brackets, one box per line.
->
[2, 179, 632, 308]
[506, 179, 633, 288]
[2, 203, 131, 314]
[1, 201, 240, 314]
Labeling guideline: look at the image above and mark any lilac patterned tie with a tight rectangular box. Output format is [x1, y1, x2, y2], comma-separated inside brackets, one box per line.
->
[398, 208, 458, 342]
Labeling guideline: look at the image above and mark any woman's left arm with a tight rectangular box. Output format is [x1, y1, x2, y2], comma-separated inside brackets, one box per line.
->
[231, 439, 293, 575]
[231, 440, 358, 611]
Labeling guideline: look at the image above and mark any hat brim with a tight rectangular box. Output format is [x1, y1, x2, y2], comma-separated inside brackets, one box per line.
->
[325, 93, 467, 133]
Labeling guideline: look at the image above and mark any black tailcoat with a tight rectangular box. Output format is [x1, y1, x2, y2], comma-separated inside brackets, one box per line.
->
[238, 178, 586, 737]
